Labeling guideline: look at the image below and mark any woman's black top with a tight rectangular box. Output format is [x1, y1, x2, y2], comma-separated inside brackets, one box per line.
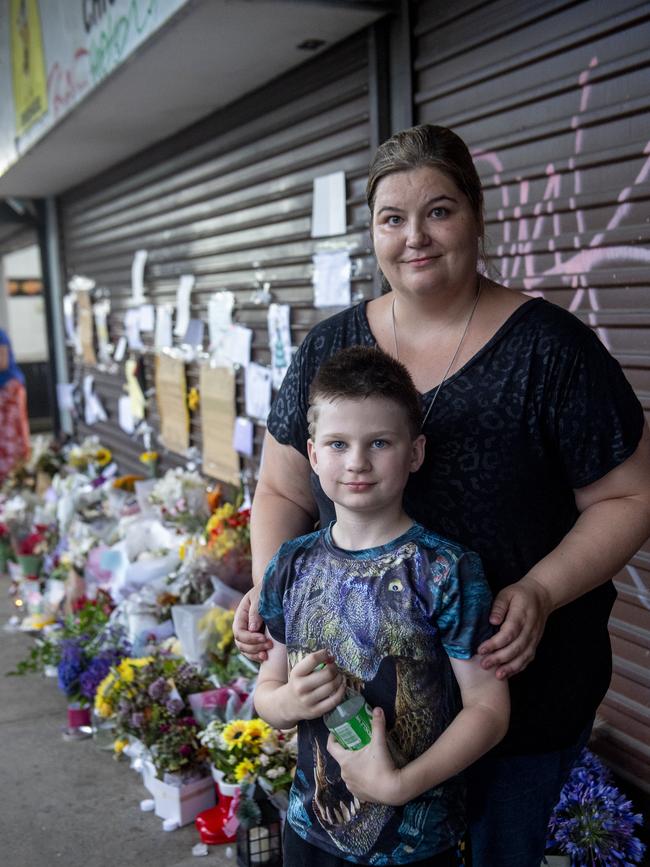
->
[267, 297, 645, 754]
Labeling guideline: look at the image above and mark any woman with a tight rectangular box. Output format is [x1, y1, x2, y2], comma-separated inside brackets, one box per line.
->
[0, 327, 30, 483]
[234, 125, 650, 866]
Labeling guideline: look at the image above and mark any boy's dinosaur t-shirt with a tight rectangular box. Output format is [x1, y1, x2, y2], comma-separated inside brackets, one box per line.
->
[259, 522, 494, 865]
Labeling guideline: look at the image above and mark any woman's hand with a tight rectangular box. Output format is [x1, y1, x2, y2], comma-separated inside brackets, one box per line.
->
[285, 650, 346, 721]
[327, 708, 403, 806]
[233, 585, 273, 662]
[478, 575, 552, 679]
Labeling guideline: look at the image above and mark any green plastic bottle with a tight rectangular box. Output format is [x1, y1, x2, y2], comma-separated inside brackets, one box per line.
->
[324, 693, 373, 750]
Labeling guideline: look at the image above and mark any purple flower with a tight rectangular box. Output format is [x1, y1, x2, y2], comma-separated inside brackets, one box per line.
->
[147, 677, 167, 701]
[547, 749, 646, 865]
[79, 648, 125, 700]
[165, 697, 184, 716]
[179, 744, 192, 758]
[57, 639, 86, 696]
[131, 712, 145, 728]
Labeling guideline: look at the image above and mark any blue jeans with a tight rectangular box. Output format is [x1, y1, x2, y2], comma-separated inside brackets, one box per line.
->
[466, 721, 593, 867]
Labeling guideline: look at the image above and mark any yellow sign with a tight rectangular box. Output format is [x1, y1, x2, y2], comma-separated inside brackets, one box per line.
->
[10, 0, 48, 136]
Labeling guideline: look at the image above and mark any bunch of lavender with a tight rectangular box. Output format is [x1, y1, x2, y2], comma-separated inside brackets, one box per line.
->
[547, 749, 646, 866]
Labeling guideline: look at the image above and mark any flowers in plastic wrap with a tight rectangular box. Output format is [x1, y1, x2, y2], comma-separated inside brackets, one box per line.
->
[2, 492, 39, 539]
[94, 655, 212, 753]
[10, 591, 121, 679]
[147, 468, 209, 532]
[67, 436, 112, 475]
[546, 748, 646, 865]
[200, 502, 252, 593]
[198, 718, 295, 789]
[198, 605, 257, 684]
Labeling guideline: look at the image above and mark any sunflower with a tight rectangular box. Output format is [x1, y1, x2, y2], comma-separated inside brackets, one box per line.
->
[95, 447, 112, 467]
[234, 758, 259, 782]
[222, 719, 249, 748]
[244, 719, 273, 750]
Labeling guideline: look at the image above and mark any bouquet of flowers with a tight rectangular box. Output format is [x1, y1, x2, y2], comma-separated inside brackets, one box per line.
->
[1, 492, 39, 540]
[546, 749, 646, 865]
[9, 590, 116, 677]
[149, 716, 209, 781]
[148, 468, 209, 532]
[56, 622, 130, 707]
[94, 654, 211, 752]
[197, 606, 257, 683]
[16, 526, 50, 558]
[200, 502, 252, 593]
[67, 436, 113, 475]
[198, 718, 290, 786]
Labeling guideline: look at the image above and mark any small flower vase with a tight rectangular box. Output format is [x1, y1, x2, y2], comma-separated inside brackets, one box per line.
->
[91, 708, 116, 751]
[195, 767, 241, 845]
[17, 554, 42, 579]
[63, 702, 93, 740]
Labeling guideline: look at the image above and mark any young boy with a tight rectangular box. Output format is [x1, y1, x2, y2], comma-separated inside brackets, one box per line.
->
[254, 347, 509, 866]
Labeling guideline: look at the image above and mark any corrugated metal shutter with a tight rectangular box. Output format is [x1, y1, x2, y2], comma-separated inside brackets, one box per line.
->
[414, 0, 650, 789]
[59, 32, 376, 485]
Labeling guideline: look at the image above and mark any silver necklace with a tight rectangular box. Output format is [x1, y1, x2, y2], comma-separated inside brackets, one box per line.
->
[391, 278, 482, 429]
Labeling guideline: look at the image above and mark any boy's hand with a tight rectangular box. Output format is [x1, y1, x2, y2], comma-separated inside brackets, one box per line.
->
[285, 649, 346, 720]
[327, 708, 403, 806]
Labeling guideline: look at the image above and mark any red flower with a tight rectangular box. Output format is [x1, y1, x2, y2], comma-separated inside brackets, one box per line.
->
[17, 532, 45, 555]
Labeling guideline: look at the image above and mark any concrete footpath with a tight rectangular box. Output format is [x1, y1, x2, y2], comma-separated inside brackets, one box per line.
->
[0, 589, 234, 867]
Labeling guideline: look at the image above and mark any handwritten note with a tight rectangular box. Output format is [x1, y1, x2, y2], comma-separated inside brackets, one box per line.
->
[245, 363, 272, 420]
[313, 250, 351, 307]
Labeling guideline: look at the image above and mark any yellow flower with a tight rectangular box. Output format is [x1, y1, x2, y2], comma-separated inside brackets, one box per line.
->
[179, 541, 186, 560]
[94, 671, 116, 715]
[234, 758, 258, 782]
[188, 387, 200, 412]
[139, 451, 159, 465]
[95, 447, 112, 467]
[244, 719, 273, 750]
[222, 720, 248, 748]
[113, 738, 129, 755]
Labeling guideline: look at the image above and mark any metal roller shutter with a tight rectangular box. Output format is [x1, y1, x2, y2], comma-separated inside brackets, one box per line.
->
[59, 32, 376, 488]
[414, 0, 650, 790]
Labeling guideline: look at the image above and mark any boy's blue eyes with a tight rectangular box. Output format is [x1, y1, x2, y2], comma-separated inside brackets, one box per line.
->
[328, 440, 388, 450]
